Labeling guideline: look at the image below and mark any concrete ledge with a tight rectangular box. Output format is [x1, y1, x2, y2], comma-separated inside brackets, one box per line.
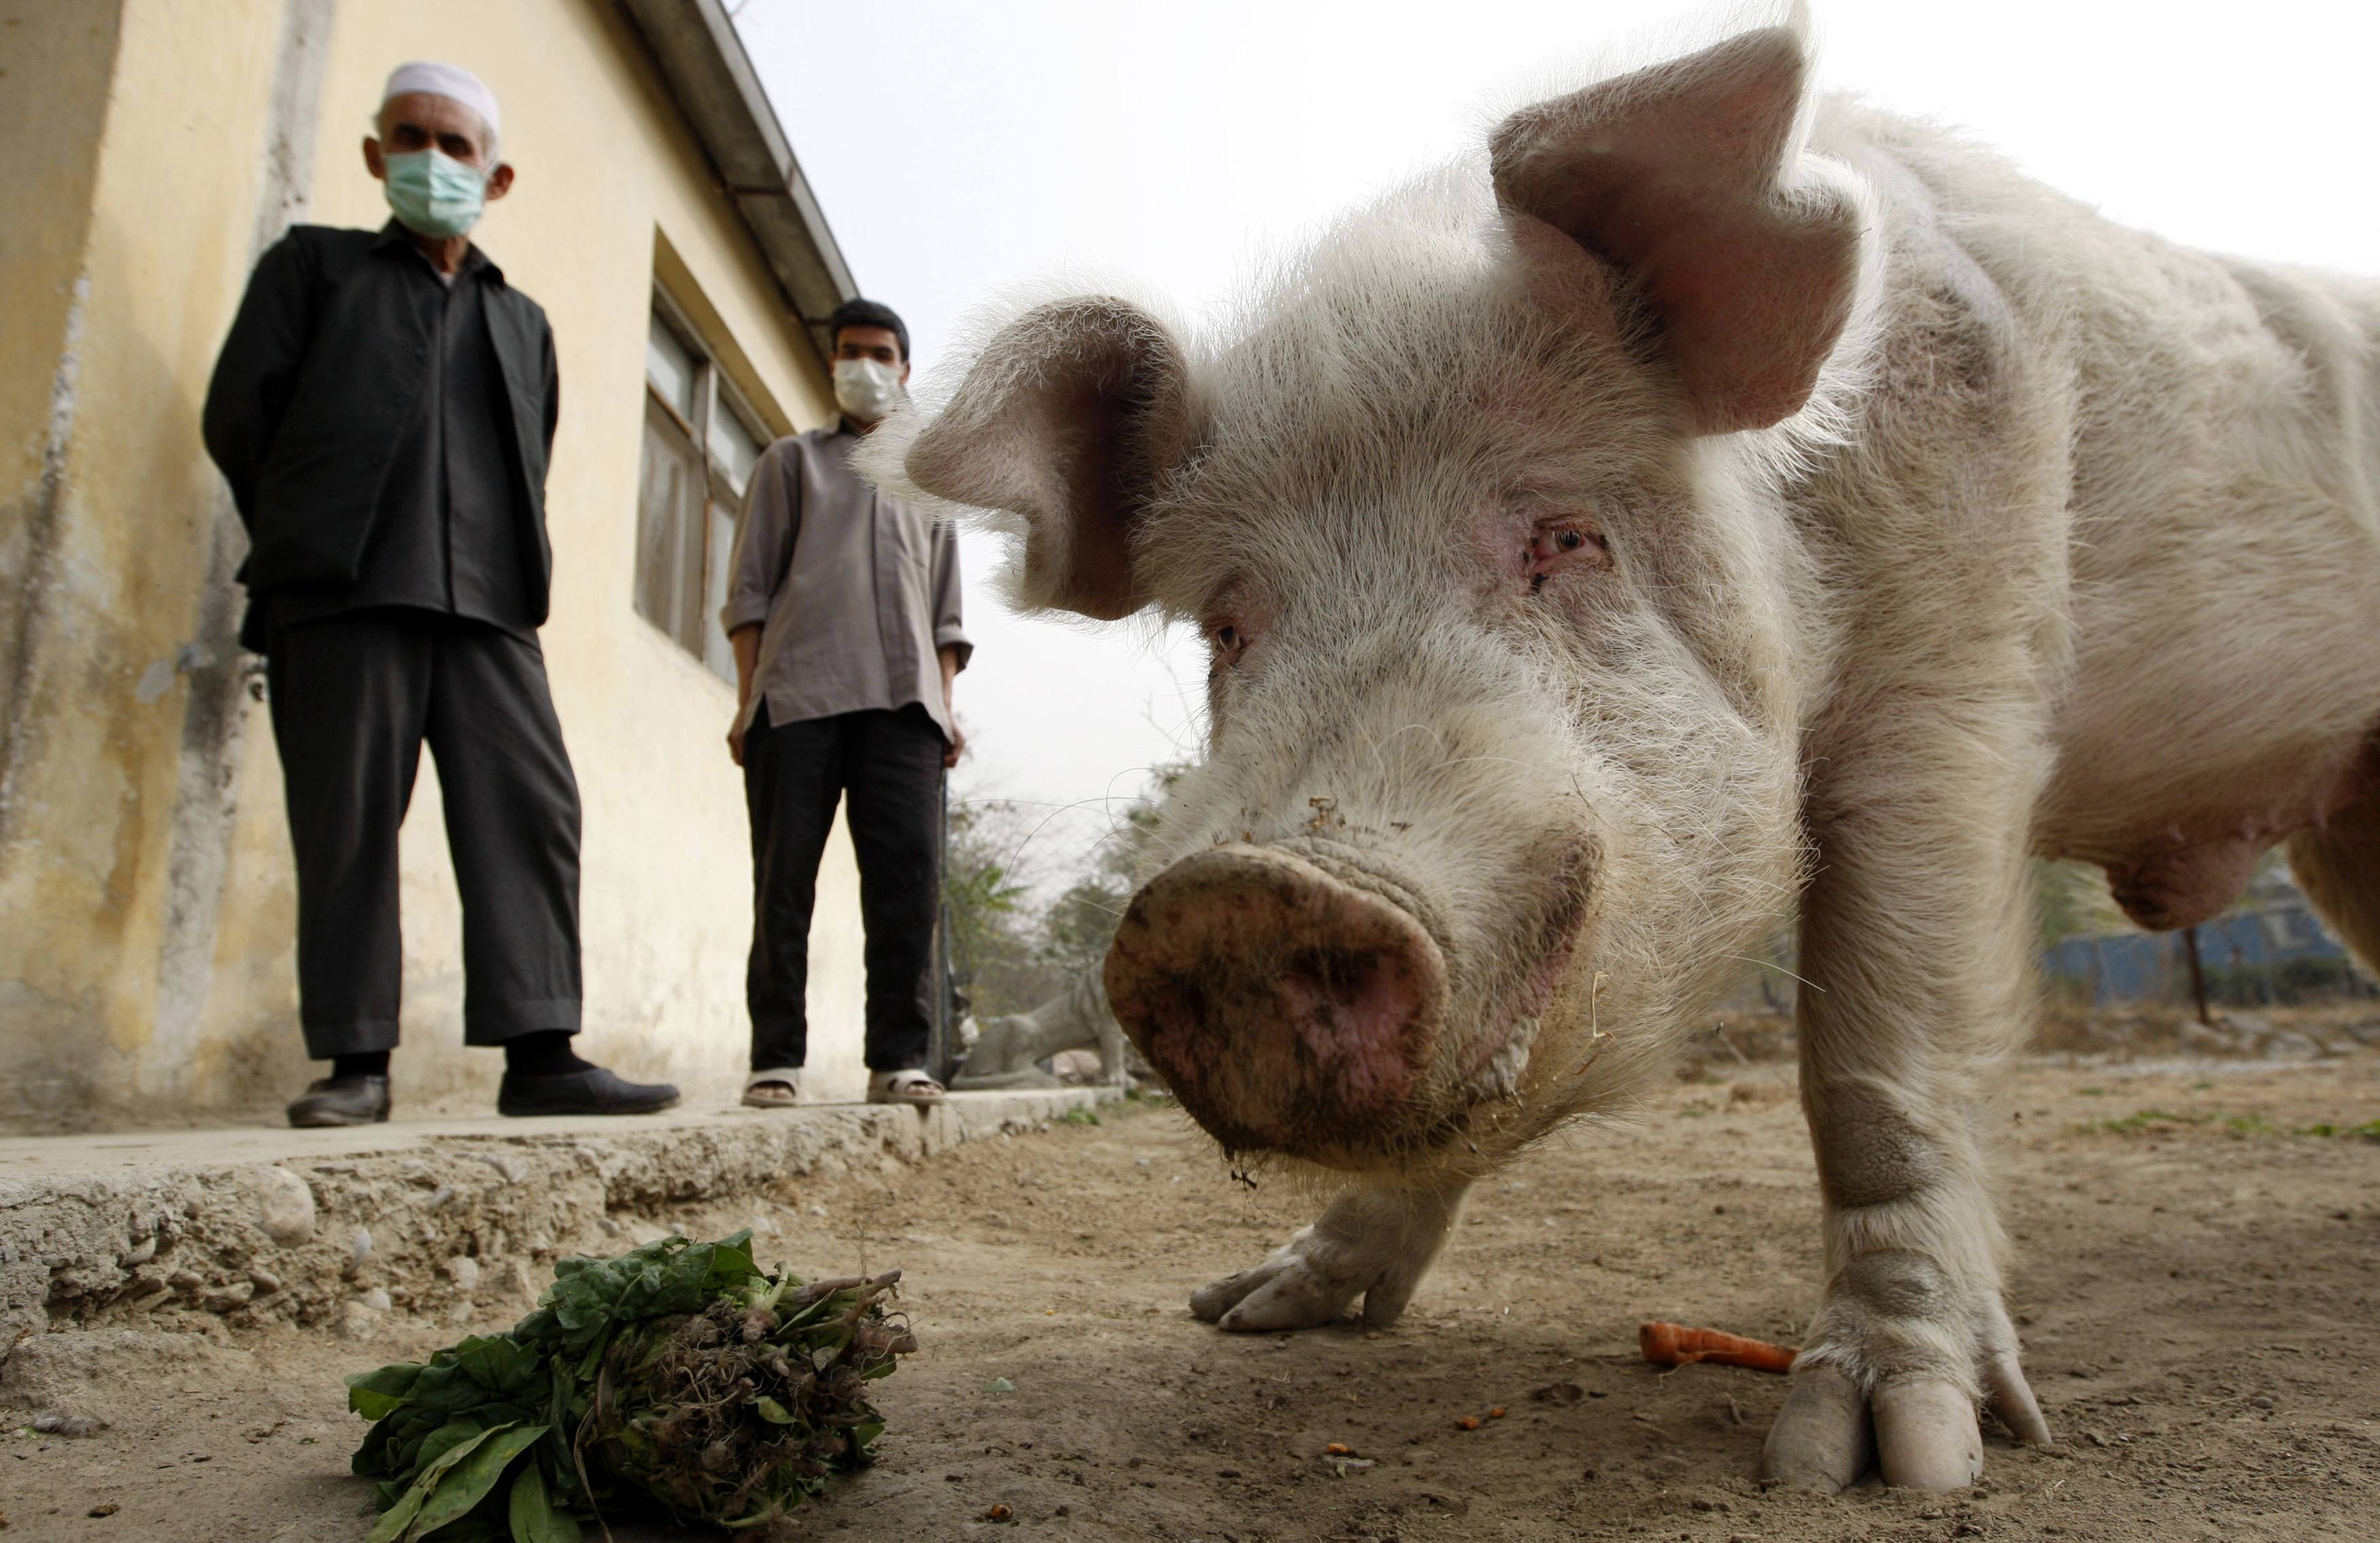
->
[0, 1088, 1109, 1368]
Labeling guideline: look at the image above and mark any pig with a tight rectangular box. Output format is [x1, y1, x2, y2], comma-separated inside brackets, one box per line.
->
[860, 5, 2380, 1494]
[952, 965, 1132, 1090]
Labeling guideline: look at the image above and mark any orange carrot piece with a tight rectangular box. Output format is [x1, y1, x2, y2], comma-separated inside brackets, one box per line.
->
[1638, 1321, 1797, 1375]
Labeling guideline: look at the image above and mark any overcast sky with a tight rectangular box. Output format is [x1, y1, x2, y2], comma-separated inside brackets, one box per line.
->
[731, 0, 2380, 891]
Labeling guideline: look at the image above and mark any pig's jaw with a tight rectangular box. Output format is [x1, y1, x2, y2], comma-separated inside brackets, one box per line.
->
[1455, 923, 1579, 1102]
[1461, 1013, 1540, 1102]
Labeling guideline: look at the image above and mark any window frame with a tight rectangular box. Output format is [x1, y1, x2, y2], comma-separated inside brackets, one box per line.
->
[707, 375, 766, 503]
[636, 288, 767, 684]
[646, 290, 712, 457]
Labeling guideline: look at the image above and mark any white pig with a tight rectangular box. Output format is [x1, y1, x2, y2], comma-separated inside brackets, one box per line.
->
[860, 5, 2380, 1494]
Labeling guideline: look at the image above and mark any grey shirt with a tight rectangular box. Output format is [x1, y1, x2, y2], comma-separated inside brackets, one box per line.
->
[723, 424, 969, 741]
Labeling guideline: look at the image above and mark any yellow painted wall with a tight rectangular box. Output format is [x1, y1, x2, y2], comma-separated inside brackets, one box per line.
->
[0, 0, 289, 1117]
[1, 0, 870, 1124]
[0, 0, 122, 711]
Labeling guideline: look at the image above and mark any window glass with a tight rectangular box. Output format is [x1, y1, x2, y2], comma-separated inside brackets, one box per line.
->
[635, 394, 705, 649]
[636, 290, 786, 681]
[703, 501, 738, 682]
[711, 400, 763, 495]
[645, 313, 698, 421]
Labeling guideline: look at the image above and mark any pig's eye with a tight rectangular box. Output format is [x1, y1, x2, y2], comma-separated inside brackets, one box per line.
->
[1208, 620, 1251, 671]
[1524, 518, 1612, 591]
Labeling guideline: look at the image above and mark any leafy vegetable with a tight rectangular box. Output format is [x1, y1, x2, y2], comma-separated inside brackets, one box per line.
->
[347, 1232, 914, 1535]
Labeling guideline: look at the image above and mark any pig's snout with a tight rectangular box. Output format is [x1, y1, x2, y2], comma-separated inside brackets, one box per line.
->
[1104, 845, 1446, 1162]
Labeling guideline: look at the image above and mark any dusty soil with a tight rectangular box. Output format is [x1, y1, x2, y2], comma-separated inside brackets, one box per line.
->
[7, 1052, 2380, 1542]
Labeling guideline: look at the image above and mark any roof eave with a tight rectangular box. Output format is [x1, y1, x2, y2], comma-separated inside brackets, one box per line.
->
[613, 0, 858, 360]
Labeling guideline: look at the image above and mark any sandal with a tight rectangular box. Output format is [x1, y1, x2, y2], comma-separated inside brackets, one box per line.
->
[742, 1068, 803, 1108]
[868, 1068, 946, 1105]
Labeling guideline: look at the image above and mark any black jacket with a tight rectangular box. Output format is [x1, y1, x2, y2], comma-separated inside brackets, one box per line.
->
[202, 223, 559, 634]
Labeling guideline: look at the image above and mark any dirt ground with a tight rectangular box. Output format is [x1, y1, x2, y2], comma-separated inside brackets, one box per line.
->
[7, 1046, 2380, 1542]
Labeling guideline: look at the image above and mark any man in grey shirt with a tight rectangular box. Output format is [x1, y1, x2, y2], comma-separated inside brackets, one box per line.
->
[723, 299, 968, 1106]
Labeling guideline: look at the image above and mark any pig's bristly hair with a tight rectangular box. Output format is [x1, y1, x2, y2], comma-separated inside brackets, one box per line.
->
[859, 0, 1884, 592]
[853, 271, 1196, 647]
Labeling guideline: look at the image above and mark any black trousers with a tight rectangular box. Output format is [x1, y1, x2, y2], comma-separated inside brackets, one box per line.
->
[743, 702, 943, 1073]
[267, 609, 583, 1059]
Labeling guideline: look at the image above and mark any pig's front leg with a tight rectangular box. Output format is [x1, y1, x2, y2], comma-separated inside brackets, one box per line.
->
[1763, 741, 2057, 1492]
[1191, 1180, 1469, 1331]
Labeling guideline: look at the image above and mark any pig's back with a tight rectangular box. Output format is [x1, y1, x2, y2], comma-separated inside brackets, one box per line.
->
[1806, 99, 2380, 864]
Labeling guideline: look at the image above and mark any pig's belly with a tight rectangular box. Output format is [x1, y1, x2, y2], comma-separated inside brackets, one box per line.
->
[2035, 584, 2380, 930]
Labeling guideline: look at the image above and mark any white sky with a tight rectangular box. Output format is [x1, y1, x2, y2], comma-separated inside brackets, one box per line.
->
[732, 0, 2380, 889]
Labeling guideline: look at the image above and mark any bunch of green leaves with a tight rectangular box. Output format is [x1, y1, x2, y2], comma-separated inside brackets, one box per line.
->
[347, 1232, 913, 1539]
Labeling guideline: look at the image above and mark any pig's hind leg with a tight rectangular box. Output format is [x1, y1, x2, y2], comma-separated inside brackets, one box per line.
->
[1763, 705, 2058, 1492]
[1190, 1180, 1469, 1331]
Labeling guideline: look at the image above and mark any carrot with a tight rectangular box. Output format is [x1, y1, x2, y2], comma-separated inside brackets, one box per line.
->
[1638, 1321, 1797, 1374]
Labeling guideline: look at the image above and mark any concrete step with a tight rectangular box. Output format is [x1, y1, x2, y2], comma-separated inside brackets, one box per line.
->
[0, 1087, 1112, 1367]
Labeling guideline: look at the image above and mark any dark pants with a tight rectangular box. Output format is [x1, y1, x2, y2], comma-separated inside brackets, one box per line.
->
[267, 609, 583, 1059]
[743, 702, 943, 1073]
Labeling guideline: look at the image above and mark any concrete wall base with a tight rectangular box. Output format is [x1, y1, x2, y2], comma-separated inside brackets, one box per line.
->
[0, 1088, 1111, 1371]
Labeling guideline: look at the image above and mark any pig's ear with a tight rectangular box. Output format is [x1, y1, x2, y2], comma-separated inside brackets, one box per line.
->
[900, 297, 1189, 621]
[1490, 22, 1864, 433]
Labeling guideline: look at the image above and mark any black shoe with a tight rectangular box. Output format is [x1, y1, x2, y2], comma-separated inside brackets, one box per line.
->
[496, 1065, 681, 1118]
[287, 1074, 392, 1127]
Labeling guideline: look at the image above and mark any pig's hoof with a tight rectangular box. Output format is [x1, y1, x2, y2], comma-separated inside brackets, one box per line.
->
[1763, 1362, 2049, 1493]
[1769, 1257, 2054, 1491]
[1191, 1262, 1350, 1332]
[1189, 1234, 1423, 1332]
[1762, 1370, 1982, 1493]
[1873, 1379, 1985, 1491]
[1760, 1366, 1870, 1493]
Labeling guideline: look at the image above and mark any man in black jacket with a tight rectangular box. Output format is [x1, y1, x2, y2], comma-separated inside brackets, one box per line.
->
[203, 61, 676, 1126]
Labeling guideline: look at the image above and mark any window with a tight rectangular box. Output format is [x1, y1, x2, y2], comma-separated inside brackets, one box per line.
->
[636, 296, 768, 681]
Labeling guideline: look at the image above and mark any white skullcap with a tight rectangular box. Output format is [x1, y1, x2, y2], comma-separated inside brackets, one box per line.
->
[380, 61, 501, 139]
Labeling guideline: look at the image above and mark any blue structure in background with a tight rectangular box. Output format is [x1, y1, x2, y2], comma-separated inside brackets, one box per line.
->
[2044, 885, 2360, 1006]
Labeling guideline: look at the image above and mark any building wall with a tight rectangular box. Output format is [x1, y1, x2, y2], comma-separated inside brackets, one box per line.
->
[0, 0, 870, 1125]
[0, 0, 293, 1120]
[0, 0, 123, 723]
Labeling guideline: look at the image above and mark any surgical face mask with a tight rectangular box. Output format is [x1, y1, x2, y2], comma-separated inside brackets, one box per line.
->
[381, 148, 488, 239]
[832, 357, 905, 422]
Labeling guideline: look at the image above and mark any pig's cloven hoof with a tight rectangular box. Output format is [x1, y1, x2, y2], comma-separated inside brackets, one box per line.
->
[1873, 1380, 1987, 1491]
[1760, 1366, 1871, 1492]
[1192, 1186, 1466, 1333]
[1189, 1245, 1422, 1333]
[1189, 1226, 1429, 1332]
[1761, 1358, 2052, 1493]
